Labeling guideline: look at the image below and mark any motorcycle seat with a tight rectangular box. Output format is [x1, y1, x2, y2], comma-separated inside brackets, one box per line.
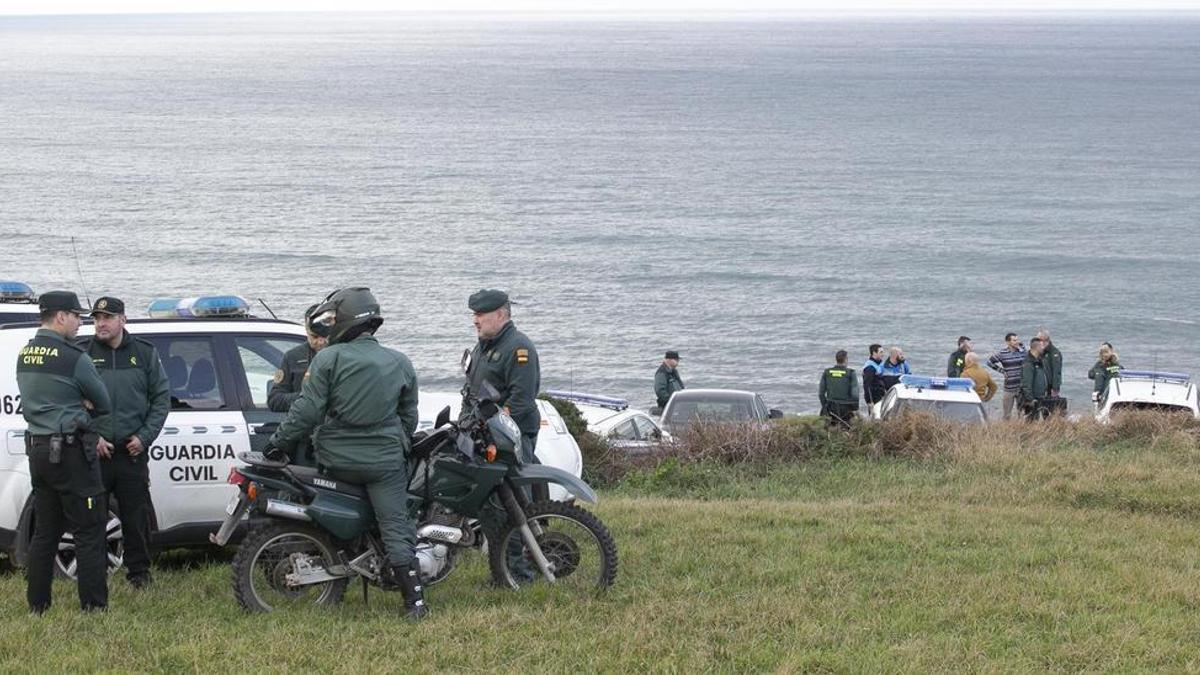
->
[288, 465, 370, 499]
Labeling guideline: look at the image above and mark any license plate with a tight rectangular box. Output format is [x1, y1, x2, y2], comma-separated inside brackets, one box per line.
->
[225, 493, 244, 516]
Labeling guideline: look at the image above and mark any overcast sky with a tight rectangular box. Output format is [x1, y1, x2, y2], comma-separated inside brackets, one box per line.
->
[4, 0, 1200, 16]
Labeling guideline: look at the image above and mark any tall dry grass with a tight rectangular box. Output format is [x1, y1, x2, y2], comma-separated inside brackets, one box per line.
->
[584, 410, 1200, 485]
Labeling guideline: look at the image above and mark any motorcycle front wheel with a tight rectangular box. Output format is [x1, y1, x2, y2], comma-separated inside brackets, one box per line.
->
[232, 522, 348, 612]
[487, 500, 618, 592]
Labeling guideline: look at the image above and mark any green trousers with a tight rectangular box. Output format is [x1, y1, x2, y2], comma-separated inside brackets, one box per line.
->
[326, 465, 415, 567]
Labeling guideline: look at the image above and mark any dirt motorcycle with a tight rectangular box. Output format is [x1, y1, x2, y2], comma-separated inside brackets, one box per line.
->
[212, 386, 618, 612]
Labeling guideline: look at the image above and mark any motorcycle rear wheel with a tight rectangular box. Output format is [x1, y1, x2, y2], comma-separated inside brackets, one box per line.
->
[232, 522, 348, 612]
[487, 500, 618, 592]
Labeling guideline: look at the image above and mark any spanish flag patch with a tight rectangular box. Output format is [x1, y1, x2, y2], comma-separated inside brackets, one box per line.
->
[516, 348, 529, 365]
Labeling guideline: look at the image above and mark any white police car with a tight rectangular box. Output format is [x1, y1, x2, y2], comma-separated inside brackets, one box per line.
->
[0, 282, 42, 326]
[878, 375, 987, 424]
[1094, 370, 1199, 422]
[0, 295, 313, 574]
[415, 390, 583, 501]
[545, 390, 669, 454]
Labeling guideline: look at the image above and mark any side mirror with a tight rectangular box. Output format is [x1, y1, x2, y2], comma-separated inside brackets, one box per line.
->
[479, 380, 502, 403]
[460, 348, 472, 375]
[768, 409, 784, 420]
[435, 406, 451, 429]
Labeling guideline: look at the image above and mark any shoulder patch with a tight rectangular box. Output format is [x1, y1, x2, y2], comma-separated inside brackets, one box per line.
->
[516, 348, 529, 365]
[273, 369, 284, 385]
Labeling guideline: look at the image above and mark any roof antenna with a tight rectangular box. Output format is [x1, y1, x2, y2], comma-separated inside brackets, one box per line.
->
[70, 236, 91, 307]
[256, 298, 278, 320]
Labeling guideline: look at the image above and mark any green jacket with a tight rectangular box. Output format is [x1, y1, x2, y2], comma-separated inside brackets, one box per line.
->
[270, 334, 418, 470]
[81, 331, 170, 448]
[818, 365, 858, 406]
[654, 363, 685, 408]
[1088, 359, 1121, 395]
[465, 321, 541, 436]
[267, 342, 317, 412]
[16, 328, 113, 437]
[1043, 342, 1063, 391]
[947, 349, 968, 378]
[1020, 352, 1050, 402]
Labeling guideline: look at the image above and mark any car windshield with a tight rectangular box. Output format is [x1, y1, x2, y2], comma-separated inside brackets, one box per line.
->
[664, 395, 757, 429]
[1110, 402, 1192, 414]
[897, 400, 984, 423]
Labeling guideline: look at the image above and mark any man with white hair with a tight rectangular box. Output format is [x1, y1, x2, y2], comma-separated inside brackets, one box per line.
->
[1037, 329, 1063, 397]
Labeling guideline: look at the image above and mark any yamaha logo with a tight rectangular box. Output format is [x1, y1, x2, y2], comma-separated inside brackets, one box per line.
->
[313, 478, 337, 489]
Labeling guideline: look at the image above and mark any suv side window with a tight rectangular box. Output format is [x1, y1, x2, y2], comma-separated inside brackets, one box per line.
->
[233, 335, 307, 409]
[609, 419, 638, 441]
[144, 336, 226, 410]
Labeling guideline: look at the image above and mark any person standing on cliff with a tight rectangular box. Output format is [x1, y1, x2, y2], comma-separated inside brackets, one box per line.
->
[654, 351, 685, 410]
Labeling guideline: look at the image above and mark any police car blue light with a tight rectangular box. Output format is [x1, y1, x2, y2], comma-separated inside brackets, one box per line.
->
[899, 375, 976, 392]
[1118, 370, 1191, 384]
[544, 390, 629, 411]
[0, 281, 36, 303]
[146, 295, 251, 319]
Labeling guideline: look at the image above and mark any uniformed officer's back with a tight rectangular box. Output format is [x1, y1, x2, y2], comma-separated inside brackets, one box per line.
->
[17, 291, 114, 613]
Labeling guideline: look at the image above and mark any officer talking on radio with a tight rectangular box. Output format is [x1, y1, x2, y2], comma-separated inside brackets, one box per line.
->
[16, 291, 114, 613]
[81, 296, 170, 589]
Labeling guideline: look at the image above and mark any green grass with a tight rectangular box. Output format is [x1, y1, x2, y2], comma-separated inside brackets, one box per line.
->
[5, 440, 1200, 671]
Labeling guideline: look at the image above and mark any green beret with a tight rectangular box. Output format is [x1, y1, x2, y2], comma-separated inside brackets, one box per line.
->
[468, 289, 509, 313]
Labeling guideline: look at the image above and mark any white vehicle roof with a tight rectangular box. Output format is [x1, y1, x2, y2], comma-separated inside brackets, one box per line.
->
[668, 388, 757, 399]
[0, 318, 306, 342]
[1104, 374, 1197, 410]
[889, 376, 983, 404]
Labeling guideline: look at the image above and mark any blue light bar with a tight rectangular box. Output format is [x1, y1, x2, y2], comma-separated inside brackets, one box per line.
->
[1118, 370, 1191, 384]
[544, 390, 629, 411]
[0, 281, 36, 303]
[145, 295, 250, 319]
[899, 375, 976, 392]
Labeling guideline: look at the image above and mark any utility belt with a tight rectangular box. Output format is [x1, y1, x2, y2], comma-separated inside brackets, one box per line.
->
[25, 431, 84, 465]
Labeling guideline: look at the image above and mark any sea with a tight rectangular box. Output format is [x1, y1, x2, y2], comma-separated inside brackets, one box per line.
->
[1, 13, 1197, 413]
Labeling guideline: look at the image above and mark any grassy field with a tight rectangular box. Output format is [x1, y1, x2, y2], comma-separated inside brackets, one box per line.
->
[3, 416, 1200, 671]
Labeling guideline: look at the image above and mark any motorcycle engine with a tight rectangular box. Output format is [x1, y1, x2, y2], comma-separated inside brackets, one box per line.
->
[415, 542, 450, 583]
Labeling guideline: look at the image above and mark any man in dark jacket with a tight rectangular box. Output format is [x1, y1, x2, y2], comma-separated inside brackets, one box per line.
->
[268, 288, 425, 619]
[83, 297, 170, 589]
[654, 351, 685, 409]
[819, 350, 859, 427]
[947, 336, 971, 378]
[18, 291, 114, 612]
[1037, 329, 1063, 397]
[862, 344, 886, 419]
[1020, 338, 1051, 420]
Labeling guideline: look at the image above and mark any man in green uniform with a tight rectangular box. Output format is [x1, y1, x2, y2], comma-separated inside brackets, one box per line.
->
[265, 288, 426, 619]
[947, 336, 971, 378]
[267, 304, 325, 413]
[818, 350, 859, 427]
[1020, 337, 1051, 420]
[463, 289, 541, 470]
[267, 304, 327, 465]
[81, 296, 170, 589]
[1037, 329, 1063, 397]
[17, 291, 113, 613]
[654, 351, 685, 410]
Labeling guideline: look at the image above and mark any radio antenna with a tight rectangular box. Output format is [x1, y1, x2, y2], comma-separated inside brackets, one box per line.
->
[70, 236, 91, 307]
[256, 298, 278, 320]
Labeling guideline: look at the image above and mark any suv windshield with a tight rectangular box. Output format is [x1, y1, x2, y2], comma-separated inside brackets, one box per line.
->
[897, 400, 984, 423]
[664, 395, 758, 429]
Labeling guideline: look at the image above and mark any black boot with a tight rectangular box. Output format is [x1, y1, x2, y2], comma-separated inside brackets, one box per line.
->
[391, 564, 430, 620]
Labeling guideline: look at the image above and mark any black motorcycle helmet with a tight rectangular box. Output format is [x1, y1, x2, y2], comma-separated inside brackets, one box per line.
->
[307, 287, 383, 345]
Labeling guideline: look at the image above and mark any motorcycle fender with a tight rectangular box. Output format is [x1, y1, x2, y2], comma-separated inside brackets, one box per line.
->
[509, 465, 597, 504]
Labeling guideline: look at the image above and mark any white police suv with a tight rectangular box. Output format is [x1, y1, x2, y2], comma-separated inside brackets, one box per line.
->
[545, 390, 669, 454]
[1094, 370, 1199, 422]
[0, 295, 310, 574]
[878, 375, 988, 424]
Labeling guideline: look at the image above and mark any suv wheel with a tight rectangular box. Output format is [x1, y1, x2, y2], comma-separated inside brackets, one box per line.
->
[54, 511, 125, 579]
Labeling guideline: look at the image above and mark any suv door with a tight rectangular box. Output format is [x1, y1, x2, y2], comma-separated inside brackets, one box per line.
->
[140, 333, 249, 533]
[225, 333, 308, 462]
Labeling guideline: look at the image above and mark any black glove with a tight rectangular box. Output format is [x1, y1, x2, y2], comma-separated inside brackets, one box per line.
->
[263, 441, 287, 462]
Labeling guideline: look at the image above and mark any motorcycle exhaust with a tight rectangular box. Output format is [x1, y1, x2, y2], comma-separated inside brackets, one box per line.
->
[417, 524, 464, 545]
[264, 499, 312, 522]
